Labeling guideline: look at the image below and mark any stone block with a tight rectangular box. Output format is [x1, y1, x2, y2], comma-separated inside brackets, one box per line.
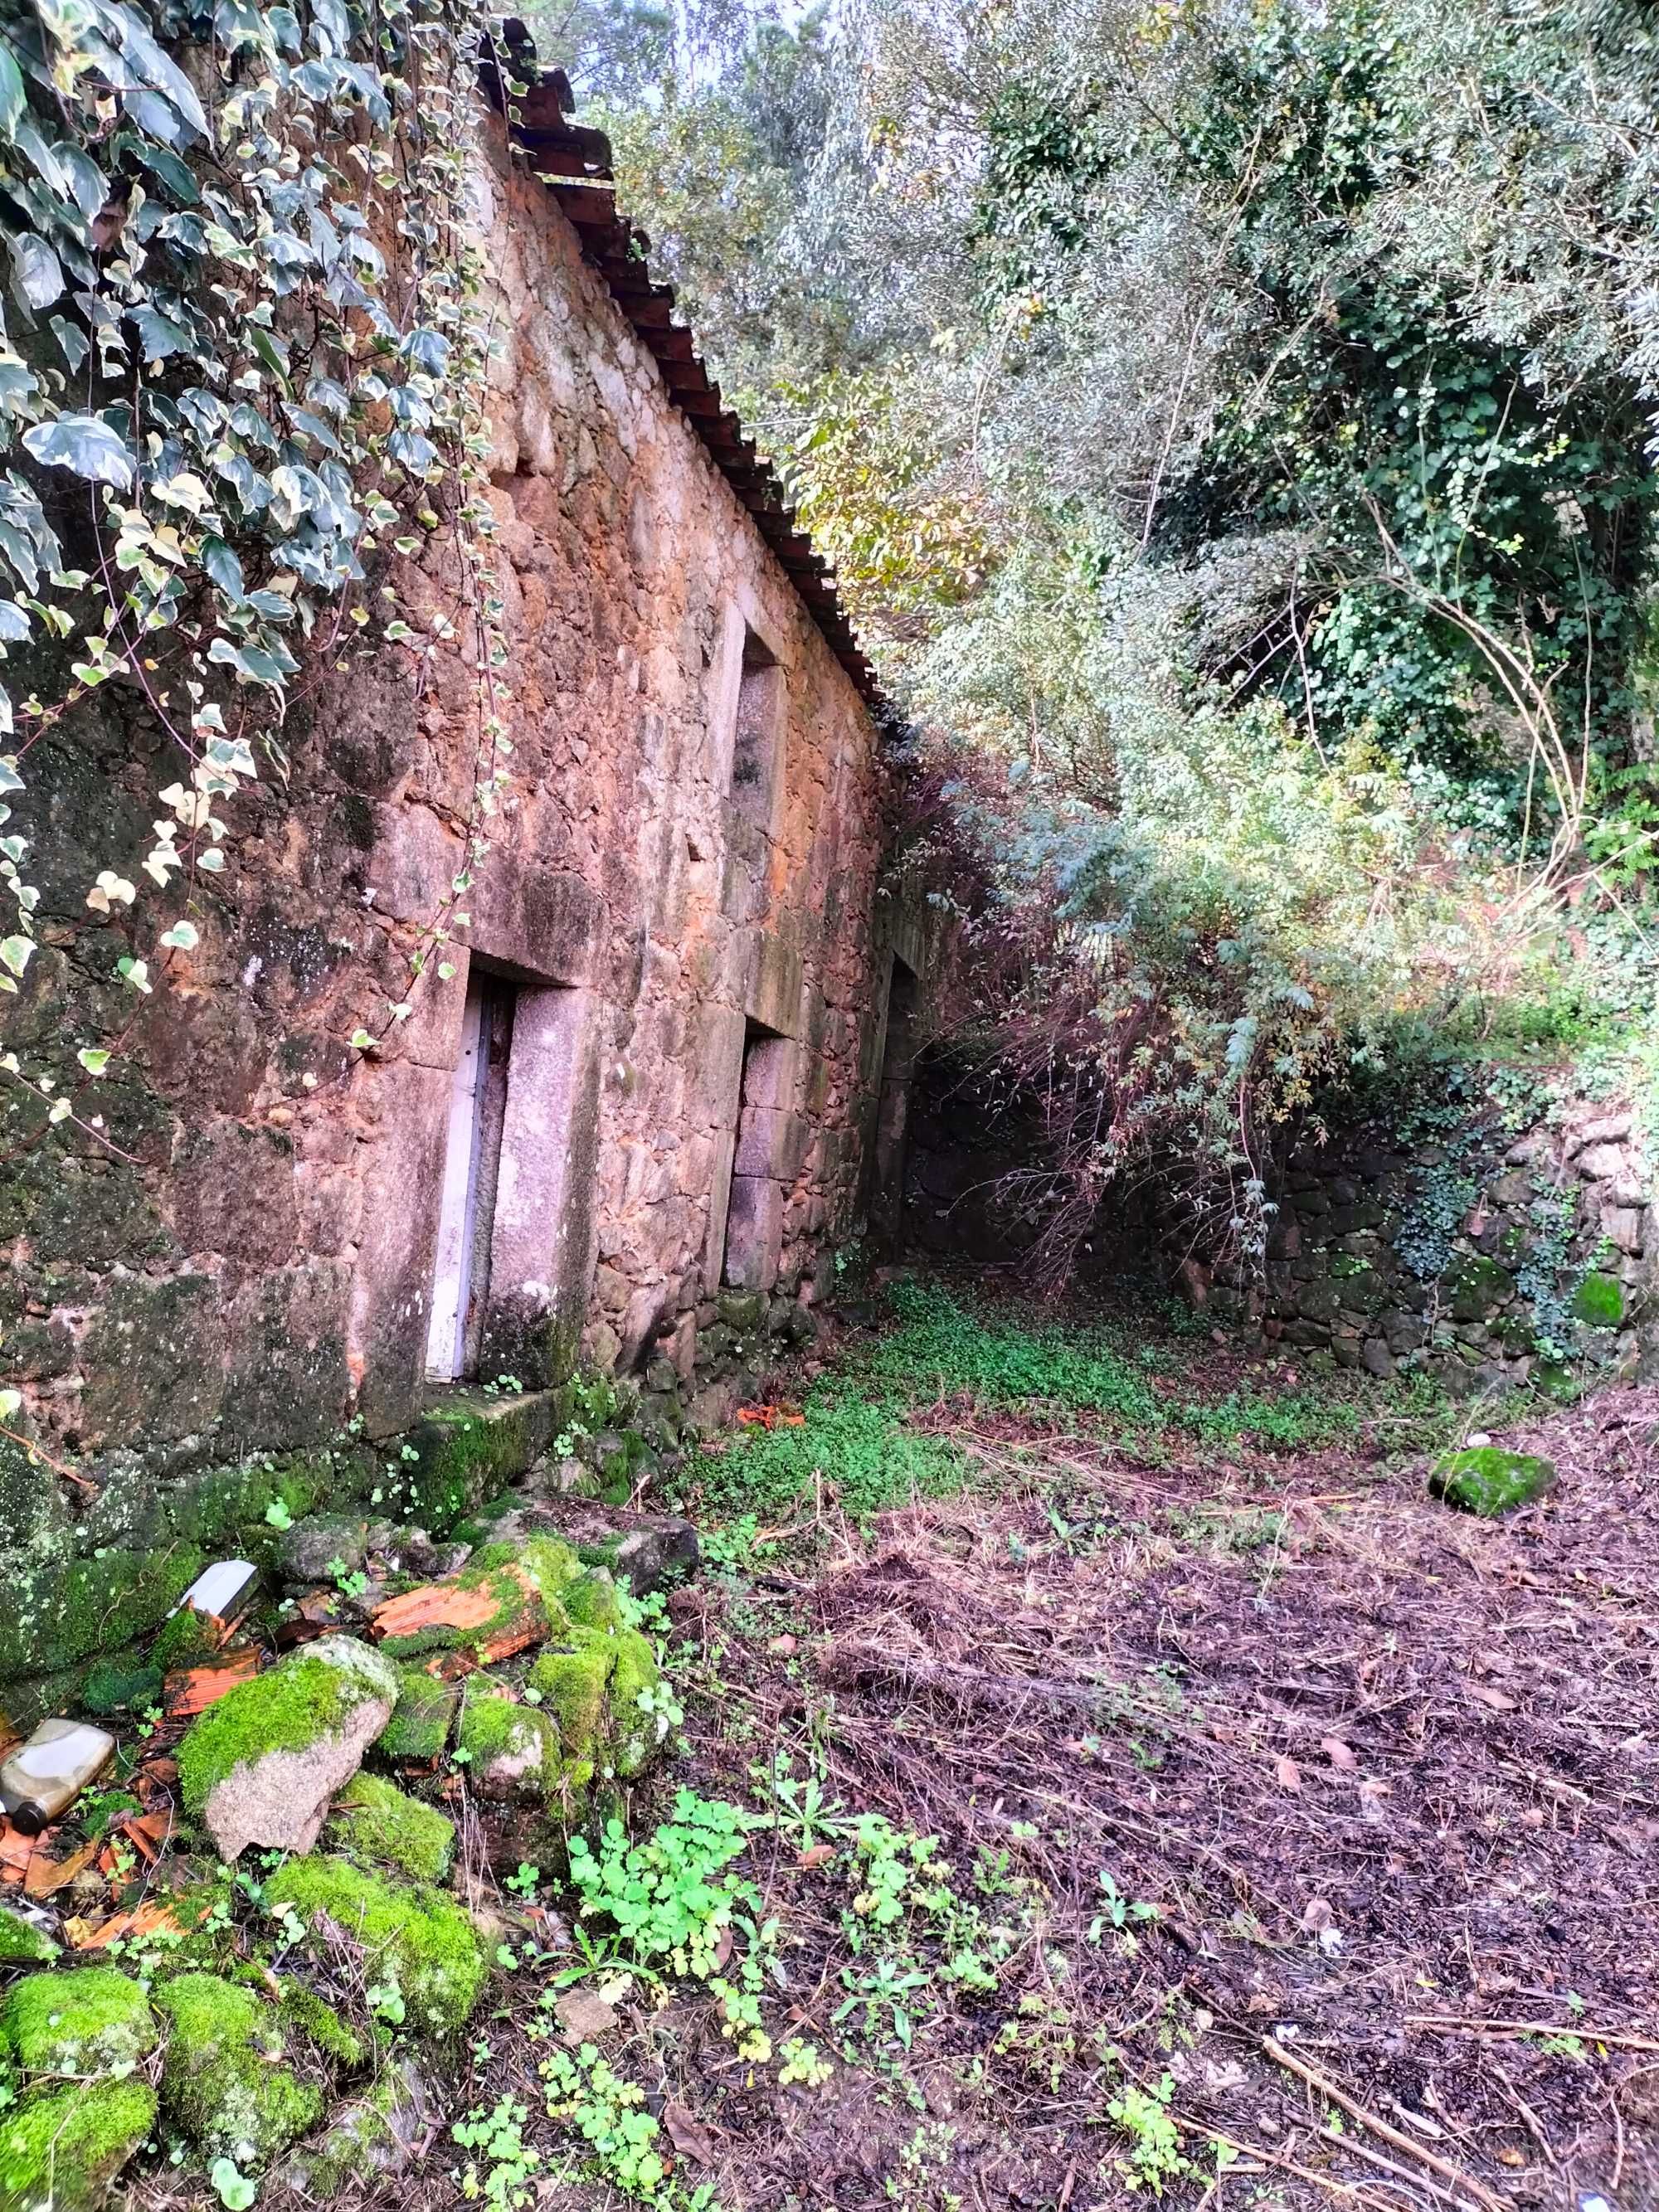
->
[722, 1176, 785, 1292]
[742, 1038, 800, 1111]
[735, 1109, 808, 1184]
[745, 932, 803, 1039]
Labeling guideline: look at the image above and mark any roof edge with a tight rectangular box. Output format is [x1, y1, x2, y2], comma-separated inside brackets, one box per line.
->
[479, 24, 882, 711]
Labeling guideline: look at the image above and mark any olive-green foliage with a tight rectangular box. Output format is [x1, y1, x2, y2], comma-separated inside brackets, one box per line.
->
[153, 1972, 323, 2168]
[324, 1772, 456, 1883]
[693, 1384, 965, 1524]
[0, 1966, 157, 2078]
[871, 1280, 1160, 1420]
[0, 2078, 157, 2212]
[1430, 1446, 1555, 1516]
[264, 1856, 487, 2036]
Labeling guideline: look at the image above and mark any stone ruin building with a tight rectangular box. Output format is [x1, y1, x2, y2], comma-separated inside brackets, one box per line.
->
[0, 48, 931, 1718]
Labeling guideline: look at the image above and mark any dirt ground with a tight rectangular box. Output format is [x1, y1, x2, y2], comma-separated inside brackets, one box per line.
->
[230, 1345, 1659, 2212]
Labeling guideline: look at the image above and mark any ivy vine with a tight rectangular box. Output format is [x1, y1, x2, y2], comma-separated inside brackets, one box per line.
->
[0, 0, 515, 1159]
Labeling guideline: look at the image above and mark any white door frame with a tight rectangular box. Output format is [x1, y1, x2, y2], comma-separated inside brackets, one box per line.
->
[425, 982, 490, 1381]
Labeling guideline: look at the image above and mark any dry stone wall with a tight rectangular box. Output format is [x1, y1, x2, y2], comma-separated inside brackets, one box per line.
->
[1206, 1094, 1657, 1395]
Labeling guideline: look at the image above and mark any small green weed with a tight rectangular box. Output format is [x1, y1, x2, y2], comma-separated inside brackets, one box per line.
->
[873, 1281, 1161, 1422]
[1107, 2072, 1190, 2194]
[692, 1388, 965, 1524]
[452, 2098, 541, 2210]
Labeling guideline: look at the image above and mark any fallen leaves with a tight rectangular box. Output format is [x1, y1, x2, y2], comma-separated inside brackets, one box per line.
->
[1321, 1736, 1358, 1770]
[662, 2102, 717, 2166]
[22, 1835, 99, 1898]
[1274, 1754, 1301, 1791]
[66, 1899, 184, 1950]
[736, 1404, 805, 1431]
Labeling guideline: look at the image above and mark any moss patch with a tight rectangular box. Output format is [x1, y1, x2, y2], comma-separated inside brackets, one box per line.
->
[0, 1966, 157, 2078]
[377, 1665, 459, 1765]
[280, 1982, 370, 2070]
[1571, 1270, 1625, 1328]
[528, 1629, 615, 1754]
[154, 1971, 323, 2168]
[79, 1651, 164, 1716]
[150, 1603, 222, 1673]
[397, 1394, 555, 1534]
[1430, 1446, 1556, 1517]
[457, 1690, 555, 1798]
[0, 1544, 205, 1681]
[0, 1904, 59, 1966]
[324, 1772, 455, 1882]
[177, 1637, 397, 1817]
[264, 1855, 486, 2036]
[0, 2078, 156, 2211]
[609, 1626, 664, 1779]
[562, 1569, 625, 1633]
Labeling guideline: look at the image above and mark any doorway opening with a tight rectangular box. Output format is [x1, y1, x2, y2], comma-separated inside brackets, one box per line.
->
[869, 955, 918, 1255]
[728, 628, 784, 827]
[426, 970, 518, 1382]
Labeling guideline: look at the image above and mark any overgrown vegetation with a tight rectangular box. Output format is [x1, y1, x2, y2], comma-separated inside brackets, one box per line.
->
[573, 0, 1659, 1265]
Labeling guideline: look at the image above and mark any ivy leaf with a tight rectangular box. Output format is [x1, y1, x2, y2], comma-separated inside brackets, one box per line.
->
[22, 415, 135, 490]
[129, 304, 192, 362]
[158, 920, 199, 950]
[0, 934, 34, 978]
[0, 1389, 21, 1427]
[348, 1028, 376, 1051]
[9, 232, 64, 311]
[0, 601, 29, 643]
[0, 46, 25, 137]
[76, 1048, 111, 1076]
[200, 537, 246, 599]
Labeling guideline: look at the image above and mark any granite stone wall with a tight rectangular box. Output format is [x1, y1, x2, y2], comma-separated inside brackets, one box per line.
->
[2, 113, 912, 1504]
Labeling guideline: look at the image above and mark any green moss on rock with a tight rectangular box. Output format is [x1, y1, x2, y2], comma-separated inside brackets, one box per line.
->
[153, 1972, 322, 2168]
[279, 1983, 370, 2070]
[0, 1544, 205, 1680]
[377, 1665, 458, 1764]
[79, 1652, 164, 1716]
[397, 1395, 555, 1534]
[609, 1626, 665, 1779]
[0, 1966, 157, 2078]
[150, 1604, 222, 1674]
[1571, 1270, 1625, 1328]
[324, 1772, 455, 1882]
[0, 2077, 157, 2211]
[562, 1570, 625, 1633]
[457, 1690, 556, 1800]
[0, 1905, 58, 1966]
[177, 1637, 397, 1819]
[1430, 1446, 1556, 1517]
[264, 1856, 486, 2035]
[528, 1629, 615, 1753]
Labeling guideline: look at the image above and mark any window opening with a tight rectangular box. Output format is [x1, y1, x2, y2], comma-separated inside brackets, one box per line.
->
[728, 628, 783, 826]
[722, 1020, 793, 1289]
[870, 956, 918, 1256]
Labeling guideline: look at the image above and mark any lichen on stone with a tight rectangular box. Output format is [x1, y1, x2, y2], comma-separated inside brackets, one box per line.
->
[263, 1855, 486, 2036]
[153, 1971, 323, 2168]
[0, 2077, 157, 2211]
[0, 1966, 157, 2078]
[324, 1772, 456, 1882]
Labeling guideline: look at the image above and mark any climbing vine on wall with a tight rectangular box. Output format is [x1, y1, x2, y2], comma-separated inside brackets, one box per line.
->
[0, 0, 514, 1155]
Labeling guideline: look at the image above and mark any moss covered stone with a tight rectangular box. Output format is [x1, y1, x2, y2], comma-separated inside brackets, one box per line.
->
[1444, 1253, 1512, 1324]
[153, 1972, 322, 2168]
[609, 1626, 665, 1778]
[280, 1982, 370, 2070]
[1571, 1270, 1625, 1328]
[457, 1690, 557, 1801]
[1430, 1446, 1556, 1517]
[324, 1772, 455, 1882]
[377, 1665, 459, 1765]
[528, 1628, 615, 1753]
[0, 1967, 157, 2078]
[0, 2078, 157, 2211]
[562, 1570, 625, 1633]
[177, 1636, 398, 1860]
[264, 1855, 486, 2036]
[0, 1543, 205, 1680]
[0, 1904, 58, 1966]
[150, 1602, 222, 1674]
[79, 1652, 164, 1715]
[397, 1393, 557, 1534]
